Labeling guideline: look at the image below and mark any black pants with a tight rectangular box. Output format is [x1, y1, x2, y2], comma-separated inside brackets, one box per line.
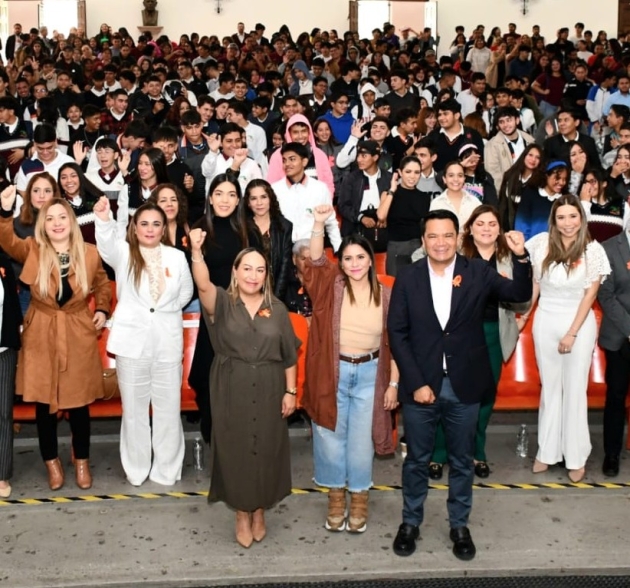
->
[603, 347, 630, 457]
[35, 403, 90, 462]
[0, 349, 18, 480]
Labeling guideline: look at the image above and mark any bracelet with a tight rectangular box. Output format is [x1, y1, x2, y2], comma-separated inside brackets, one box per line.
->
[388, 381, 399, 389]
[191, 256, 204, 263]
[311, 229, 325, 237]
[285, 388, 297, 396]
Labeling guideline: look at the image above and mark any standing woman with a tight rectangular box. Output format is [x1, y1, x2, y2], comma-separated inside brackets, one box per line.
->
[241, 179, 293, 300]
[498, 144, 543, 231]
[0, 189, 111, 490]
[188, 174, 258, 444]
[531, 57, 567, 118]
[0, 254, 22, 498]
[190, 232, 299, 548]
[93, 197, 193, 486]
[519, 195, 611, 481]
[302, 204, 398, 533]
[117, 148, 170, 236]
[148, 183, 190, 254]
[430, 206, 528, 479]
[377, 156, 431, 276]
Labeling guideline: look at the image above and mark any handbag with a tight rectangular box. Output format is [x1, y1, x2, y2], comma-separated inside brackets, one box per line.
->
[102, 368, 120, 401]
[358, 205, 389, 253]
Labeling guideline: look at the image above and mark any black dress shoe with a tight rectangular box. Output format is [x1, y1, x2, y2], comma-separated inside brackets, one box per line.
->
[428, 463, 443, 480]
[393, 523, 420, 557]
[474, 462, 490, 478]
[450, 526, 476, 561]
[602, 455, 620, 477]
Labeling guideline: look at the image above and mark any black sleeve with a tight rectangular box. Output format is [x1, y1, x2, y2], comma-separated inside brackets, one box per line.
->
[274, 221, 293, 301]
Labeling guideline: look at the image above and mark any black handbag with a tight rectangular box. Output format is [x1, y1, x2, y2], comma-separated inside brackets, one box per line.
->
[358, 205, 389, 253]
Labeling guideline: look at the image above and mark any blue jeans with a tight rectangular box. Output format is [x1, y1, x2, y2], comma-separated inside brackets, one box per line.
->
[401, 377, 479, 529]
[539, 100, 558, 118]
[312, 357, 377, 492]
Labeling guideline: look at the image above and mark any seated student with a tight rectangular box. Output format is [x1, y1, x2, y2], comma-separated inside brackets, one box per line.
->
[310, 75, 330, 120]
[543, 107, 599, 165]
[336, 116, 394, 172]
[85, 138, 129, 211]
[271, 142, 342, 250]
[602, 123, 630, 169]
[337, 140, 392, 237]
[389, 107, 417, 170]
[86, 119, 151, 177]
[153, 125, 203, 225]
[101, 89, 133, 136]
[485, 106, 536, 190]
[227, 101, 268, 173]
[71, 104, 105, 171]
[196, 95, 219, 136]
[66, 103, 84, 134]
[15, 123, 74, 197]
[134, 75, 170, 127]
[83, 70, 107, 109]
[509, 89, 536, 134]
[427, 98, 485, 171]
[413, 137, 442, 199]
[249, 95, 279, 150]
[0, 96, 33, 180]
[267, 113, 335, 196]
[201, 122, 262, 194]
[50, 70, 84, 118]
[321, 92, 356, 144]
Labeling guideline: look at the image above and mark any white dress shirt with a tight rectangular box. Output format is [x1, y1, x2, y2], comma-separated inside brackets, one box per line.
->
[428, 256, 456, 369]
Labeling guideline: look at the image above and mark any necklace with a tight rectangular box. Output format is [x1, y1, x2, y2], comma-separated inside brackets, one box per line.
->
[58, 252, 70, 278]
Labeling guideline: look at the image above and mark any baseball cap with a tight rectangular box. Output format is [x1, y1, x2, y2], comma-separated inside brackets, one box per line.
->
[357, 140, 381, 157]
[425, 49, 436, 56]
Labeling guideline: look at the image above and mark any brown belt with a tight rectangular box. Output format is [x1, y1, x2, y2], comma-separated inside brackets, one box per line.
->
[339, 350, 380, 364]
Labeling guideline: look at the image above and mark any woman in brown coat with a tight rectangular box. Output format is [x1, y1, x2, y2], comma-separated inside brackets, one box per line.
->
[0, 187, 111, 491]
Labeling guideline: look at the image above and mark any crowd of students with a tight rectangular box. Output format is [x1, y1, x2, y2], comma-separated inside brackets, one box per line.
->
[0, 17, 628, 556]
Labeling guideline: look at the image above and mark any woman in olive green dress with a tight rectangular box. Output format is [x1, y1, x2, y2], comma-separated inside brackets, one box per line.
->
[190, 227, 300, 548]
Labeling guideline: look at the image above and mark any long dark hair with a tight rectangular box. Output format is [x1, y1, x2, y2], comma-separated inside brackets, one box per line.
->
[338, 234, 381, 307]
[501, 144, 544, 197]
[136, 147, 169, 184]
[148, 183, 189, 229]
[58, 162, 103, 208]
[460, 205, 511, 263]
[241, 179, 284, 230]
[198, 173, 249, 251]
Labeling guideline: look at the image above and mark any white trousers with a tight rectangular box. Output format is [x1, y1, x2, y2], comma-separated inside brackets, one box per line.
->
[116, 353, 185, 486]
[533, 301, 596, 470]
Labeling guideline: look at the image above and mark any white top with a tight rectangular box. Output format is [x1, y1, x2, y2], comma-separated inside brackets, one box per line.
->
[359, 169, 381, 212]
[15, 150, 75, 192]
[242, 122, 269, 174]
[456, 90, 480, 119]
[200, 150, 262, 194]
[525, 232, 611, 304]
[428, 256, 456, 369]
[272, 176, 342, 251]
[430, 190, 481, 231]
[0, 278, 6, 354]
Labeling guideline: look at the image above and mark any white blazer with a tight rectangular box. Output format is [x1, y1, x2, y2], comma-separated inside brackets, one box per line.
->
[95, 217, 194, 360]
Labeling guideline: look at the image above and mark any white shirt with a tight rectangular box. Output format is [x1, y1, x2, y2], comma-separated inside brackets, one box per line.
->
[15, 150, 75, 192]
[201, 149, 262, 194]
[359, 169, 381, 212]
[430, 190, 481, 230]
[456, 90, 480, 119]
[272, 176, 342, 251]
[242, 121, 268, 173]
[428, 256, 456, 369]
[209, 89, 234, 101]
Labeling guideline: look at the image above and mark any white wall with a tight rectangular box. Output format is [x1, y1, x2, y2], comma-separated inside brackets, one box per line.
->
[85, 0, 349, 41]
[430, 0, 618, 56]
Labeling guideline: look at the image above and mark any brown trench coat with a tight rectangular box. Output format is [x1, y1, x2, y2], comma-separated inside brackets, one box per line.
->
[0, 216, 111, 412]
[301, 255, 395, 455]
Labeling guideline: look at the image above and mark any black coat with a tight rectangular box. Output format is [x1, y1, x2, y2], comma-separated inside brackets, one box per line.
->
[543, 133, 599, 168]
[268, 216, 293, 301]
[388, 253, 532, 405]
[337, 168, 392, 237]
[0, 253, 22, 349]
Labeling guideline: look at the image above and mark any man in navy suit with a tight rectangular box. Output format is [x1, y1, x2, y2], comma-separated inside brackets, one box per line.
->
[388, 209, 532, 560]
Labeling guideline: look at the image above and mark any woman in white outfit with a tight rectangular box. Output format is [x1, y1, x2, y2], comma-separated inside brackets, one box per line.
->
[93, 196, 193, 486]
[520, 194, 610, 482]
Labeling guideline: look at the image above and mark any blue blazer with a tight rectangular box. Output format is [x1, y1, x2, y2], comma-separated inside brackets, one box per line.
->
[388, 253, 532, 405]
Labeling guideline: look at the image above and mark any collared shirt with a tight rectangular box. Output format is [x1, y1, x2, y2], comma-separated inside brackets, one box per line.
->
[430, 190, 482, 230]
[15, 150, 74, 192]
[359, 169, 381, 212]
[428, 256, 456, 369]
[439, 123, 465, 142]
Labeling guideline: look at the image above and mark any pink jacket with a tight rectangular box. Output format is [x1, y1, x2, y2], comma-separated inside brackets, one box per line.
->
[266, 114, 335, 198]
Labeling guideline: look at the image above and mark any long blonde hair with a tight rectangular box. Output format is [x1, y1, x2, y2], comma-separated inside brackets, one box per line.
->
[228, 248, 274, 309]
[34, 198, 89, 300]
[542, 194, 591, 275]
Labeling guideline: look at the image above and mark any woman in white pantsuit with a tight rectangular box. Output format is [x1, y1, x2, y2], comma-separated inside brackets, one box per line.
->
[93, 196, 193, 486]
[520, 195, 610, 482]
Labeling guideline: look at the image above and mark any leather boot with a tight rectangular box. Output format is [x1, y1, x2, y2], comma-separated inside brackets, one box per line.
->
[44, 458, 64, 491]
[325, 488, 346, 531]
[347, 491, 369, 533]
[74, 459, 92, 490]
